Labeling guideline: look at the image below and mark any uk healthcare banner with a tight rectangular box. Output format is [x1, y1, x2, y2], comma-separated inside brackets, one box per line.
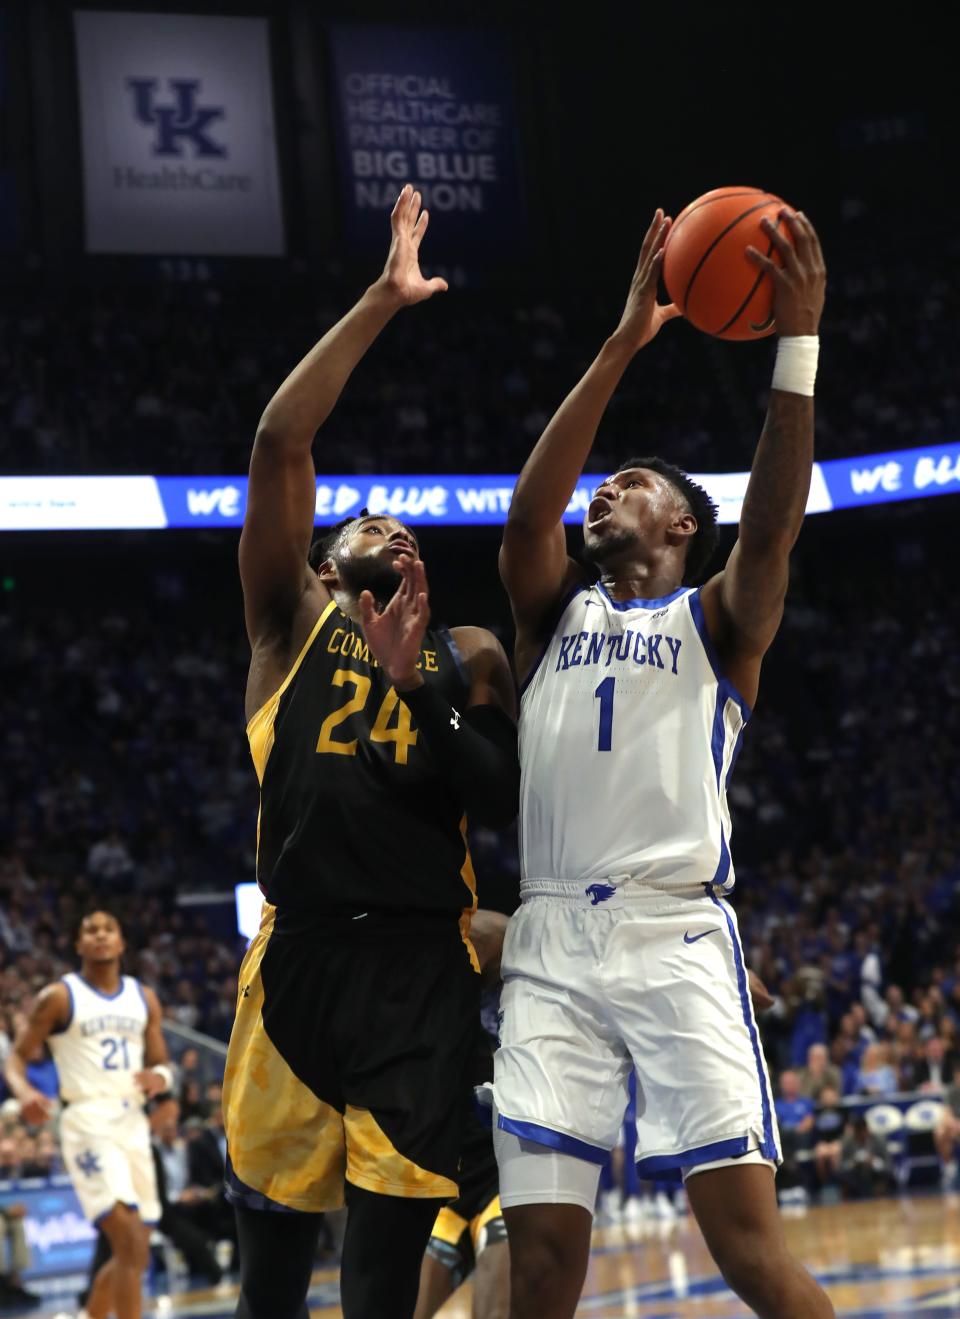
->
[73, 11, 284, 256]
[326, 24, 524, 252]
[1, 443, 958, 531]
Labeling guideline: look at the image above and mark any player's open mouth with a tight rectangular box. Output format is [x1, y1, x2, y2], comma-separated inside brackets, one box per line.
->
[587, 498, 613, 528]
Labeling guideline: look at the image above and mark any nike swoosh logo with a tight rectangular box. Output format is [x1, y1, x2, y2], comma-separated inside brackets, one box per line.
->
[684, 929, 720, 945]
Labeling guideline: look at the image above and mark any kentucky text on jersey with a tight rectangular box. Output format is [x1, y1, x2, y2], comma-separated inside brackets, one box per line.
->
[79, 1015, 143, 1037]
[519, 584, 747, 896]
[554, 629, 682, 674]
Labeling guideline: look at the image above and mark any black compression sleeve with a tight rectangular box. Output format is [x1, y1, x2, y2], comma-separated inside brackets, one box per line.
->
[397, 683, 519, 827]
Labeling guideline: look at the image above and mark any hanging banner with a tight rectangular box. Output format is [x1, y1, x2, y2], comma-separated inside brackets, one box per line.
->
[327, 25, 524, 253]
[73, 11, 284, 256]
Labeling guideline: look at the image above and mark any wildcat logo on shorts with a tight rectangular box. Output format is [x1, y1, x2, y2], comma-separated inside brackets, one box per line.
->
[76, 1149, 102, 1177]
[127, 78, 227, 159]
[585, 883, 617, 905]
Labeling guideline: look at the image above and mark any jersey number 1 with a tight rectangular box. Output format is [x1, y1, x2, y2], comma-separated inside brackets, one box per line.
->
[594, 676, 615, 752]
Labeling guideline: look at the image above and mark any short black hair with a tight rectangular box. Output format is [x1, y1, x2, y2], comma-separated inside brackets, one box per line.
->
[307, 512, 367, 573]
[615, 456, 720, 583]
[72, 907, 124, 943]
[306, 510, 418, 573]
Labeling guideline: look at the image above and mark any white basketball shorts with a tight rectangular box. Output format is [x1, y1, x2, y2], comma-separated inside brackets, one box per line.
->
[491, 883, 780, 1206]
[60, 1098, 161, 1225]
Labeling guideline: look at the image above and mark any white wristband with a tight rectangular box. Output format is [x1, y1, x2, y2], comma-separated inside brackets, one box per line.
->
[771, 335, 819, 397]
[152, 1064, 174, 1092]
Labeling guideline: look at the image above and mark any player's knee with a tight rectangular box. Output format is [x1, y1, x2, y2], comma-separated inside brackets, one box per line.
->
[103, 1208, 148, 1266]
[509, 1228, 579, 1308]
[711, 1231, 786, 1305]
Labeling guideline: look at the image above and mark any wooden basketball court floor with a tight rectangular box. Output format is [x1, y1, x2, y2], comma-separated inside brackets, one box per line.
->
[32, 1192, 960, 1318]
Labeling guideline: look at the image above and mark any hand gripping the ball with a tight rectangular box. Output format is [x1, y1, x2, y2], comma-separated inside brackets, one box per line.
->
[747, 210, 827, 338]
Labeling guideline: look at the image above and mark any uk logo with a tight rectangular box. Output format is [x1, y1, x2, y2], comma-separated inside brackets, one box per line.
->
[77, 1148, 102, 1177]
[585, 883, 616, 905]
[127, 78, 226, 158]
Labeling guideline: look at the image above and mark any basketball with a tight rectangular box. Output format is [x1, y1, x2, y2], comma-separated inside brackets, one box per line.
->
[662, 186, 794, 341]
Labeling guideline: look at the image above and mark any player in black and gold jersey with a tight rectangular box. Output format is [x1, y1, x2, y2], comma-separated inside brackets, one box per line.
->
[222, 185, 519, 1319]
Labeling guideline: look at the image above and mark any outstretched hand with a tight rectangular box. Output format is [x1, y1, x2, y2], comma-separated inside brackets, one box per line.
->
[613, 208, 682, 352]
[359, 555, 430, 689]
[377, 185, 449, 307]
[746, 209, 826, 337]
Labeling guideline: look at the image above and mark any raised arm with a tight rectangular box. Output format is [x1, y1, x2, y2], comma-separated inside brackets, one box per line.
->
[239, 185, 448, 646]
[3, 983, 68, 1125]
[700, 211, 827, 707]
[500, 210, 680, 675]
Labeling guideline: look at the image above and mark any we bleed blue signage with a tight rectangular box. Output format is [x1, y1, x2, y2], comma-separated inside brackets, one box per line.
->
[2, 443, 959, 530]
[326, 25, 524, 252]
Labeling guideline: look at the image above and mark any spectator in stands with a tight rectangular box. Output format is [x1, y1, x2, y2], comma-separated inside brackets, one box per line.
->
[857, 928, 885, 1028]
[85, 828, 135, 885]
[812, 1086, 845, 1195]
[830, 1022, 862, 1096]
[884, 985, 919, 1028]
[776, 1071, 816, 1137]
[933, 1079, 960, 1189]
[839, 1115, 895, 1200]
[849, 1003, 879, 1048]
[149, 1096, 223, 1284]
[0, 1201, 41, 1311]
[798, 1044, 842, 1101]
[175, 1048, 205, 1103]
[184, 1082, 234, 1251]
[0, 1140, 18, 1181]
[179, 1079, 204, 1122]
[916, 1037, 958, 1092]
[774, 1070, 815, 1200]
[26, 1129, 59, 1178]
[188, 1083, 226, 1187]
[857, 1043, 897, 1097]
[14, 1136, 46, 1179]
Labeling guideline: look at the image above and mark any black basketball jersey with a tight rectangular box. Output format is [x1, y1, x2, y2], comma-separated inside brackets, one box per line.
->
[247, 600, 476, 916]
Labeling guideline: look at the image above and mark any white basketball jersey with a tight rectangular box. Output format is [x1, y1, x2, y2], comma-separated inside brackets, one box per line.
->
[47, 974, 148, 1105]
[518, 582, 749, 895]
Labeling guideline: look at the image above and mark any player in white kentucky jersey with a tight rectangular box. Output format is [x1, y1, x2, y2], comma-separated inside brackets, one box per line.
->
[3, 909, 172, 1319]
[491, 208, 834, 1319]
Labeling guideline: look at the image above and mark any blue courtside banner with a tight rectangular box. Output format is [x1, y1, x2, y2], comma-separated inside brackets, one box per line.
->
[1, 443, 958, 531]
[820, 442, 960, 510]
[326, 25, 524, 252]
[0, 1176, 95, 1279]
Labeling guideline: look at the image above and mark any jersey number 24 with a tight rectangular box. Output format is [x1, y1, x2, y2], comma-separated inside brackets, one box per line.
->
[316, 669, 418, 765]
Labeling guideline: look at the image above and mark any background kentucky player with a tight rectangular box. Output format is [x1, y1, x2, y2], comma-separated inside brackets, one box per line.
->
[3, 910, 172, 1319]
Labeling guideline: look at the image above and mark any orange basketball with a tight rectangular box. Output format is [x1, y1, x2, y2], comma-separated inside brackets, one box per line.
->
[662, 186, 794, 341]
